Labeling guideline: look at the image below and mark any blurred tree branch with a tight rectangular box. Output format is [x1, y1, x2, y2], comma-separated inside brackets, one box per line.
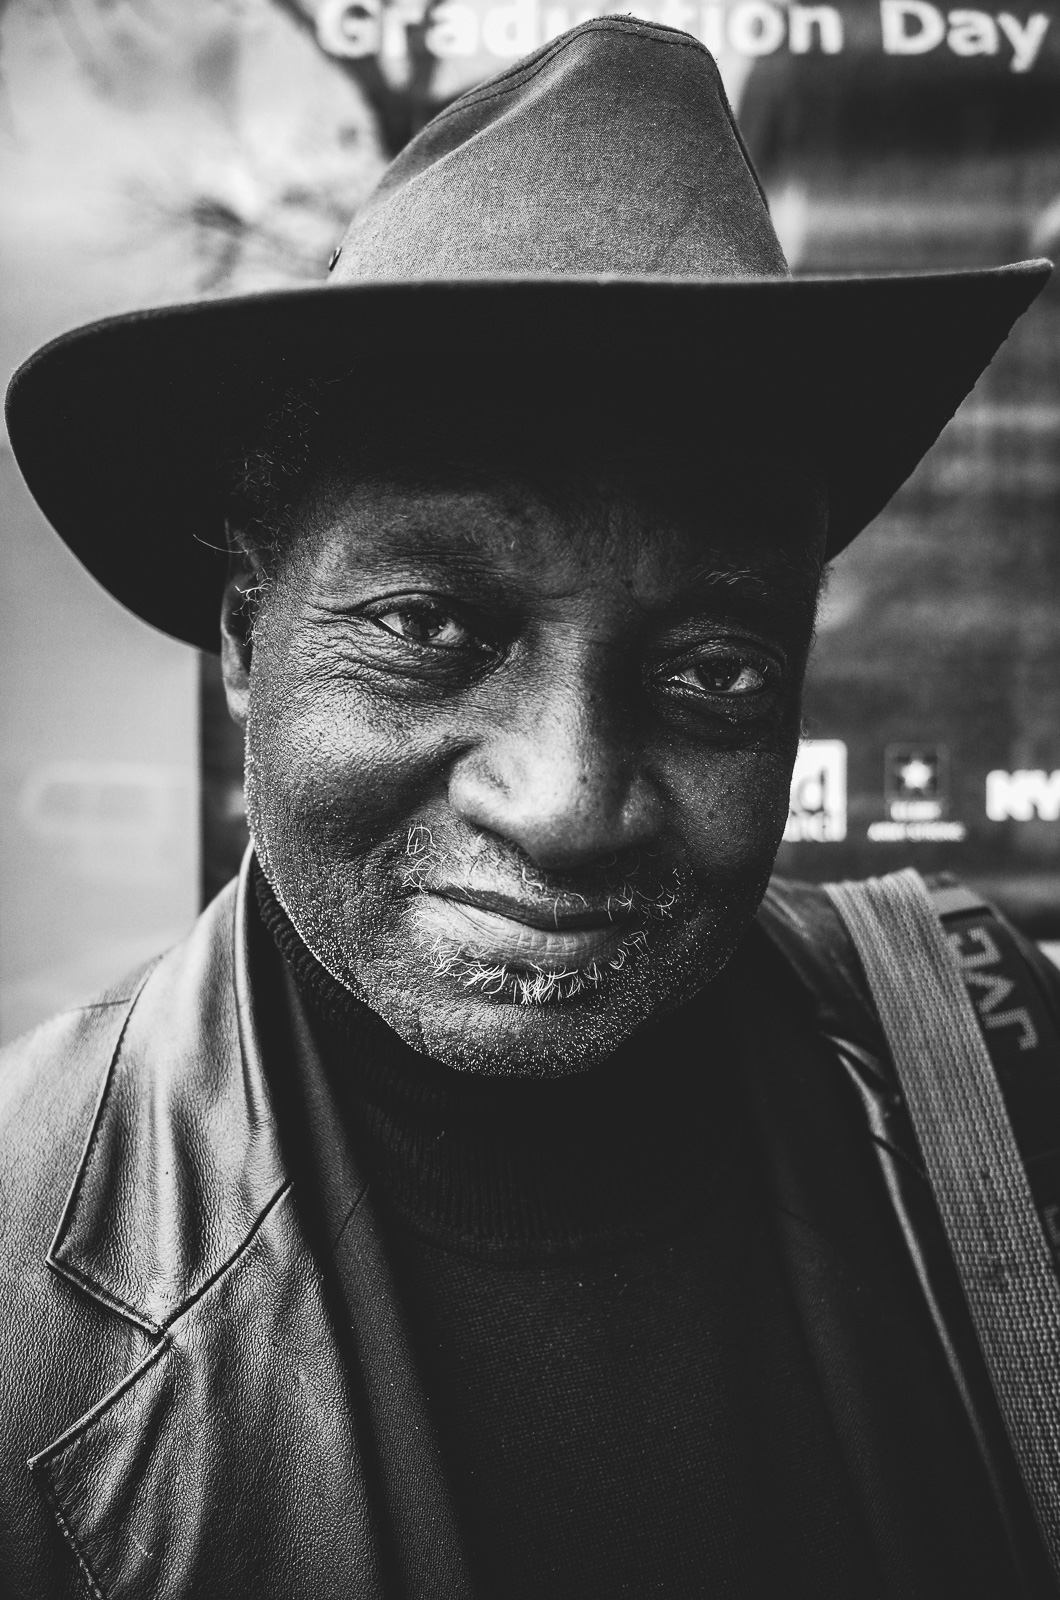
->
[0, 0, 444, 293]
[269, 0, 448, 157]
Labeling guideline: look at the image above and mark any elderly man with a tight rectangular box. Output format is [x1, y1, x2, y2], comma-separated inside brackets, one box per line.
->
[1, 17, 1057, 1600]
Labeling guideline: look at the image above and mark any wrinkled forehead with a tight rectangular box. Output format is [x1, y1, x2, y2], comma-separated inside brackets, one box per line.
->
[310, 471, 821, 593]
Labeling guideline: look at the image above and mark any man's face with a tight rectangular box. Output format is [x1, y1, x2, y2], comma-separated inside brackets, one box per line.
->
[224, 455, 824, 1076]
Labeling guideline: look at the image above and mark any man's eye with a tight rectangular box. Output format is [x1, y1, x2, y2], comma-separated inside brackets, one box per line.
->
[668, 656, 769, 696]
[370, 603, 478, 650]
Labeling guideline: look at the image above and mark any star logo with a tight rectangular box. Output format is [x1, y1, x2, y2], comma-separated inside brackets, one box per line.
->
[898, 756, 935, 794]
[884, 743, 948, 814]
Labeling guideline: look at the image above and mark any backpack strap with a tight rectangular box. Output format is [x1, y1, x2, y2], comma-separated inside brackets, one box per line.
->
[823, 868, 1060, 1579]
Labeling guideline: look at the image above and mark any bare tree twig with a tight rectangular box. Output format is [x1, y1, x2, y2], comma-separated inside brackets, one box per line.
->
[268, 0, 447, 157]
[47, 0, 114, 95]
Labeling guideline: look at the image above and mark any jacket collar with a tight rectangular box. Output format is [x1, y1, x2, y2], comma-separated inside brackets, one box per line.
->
[47, 849, 287, 1333]
[33, 850, 470, 1600]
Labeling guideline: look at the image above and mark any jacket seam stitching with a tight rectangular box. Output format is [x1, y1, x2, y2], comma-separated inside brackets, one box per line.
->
[32, 1457, 111, 1600]
[46, 962, 164, 1332]
[159, 1178, 292, 1330]
[47, 1256, 163, 1336]
[49, 967, 156, 1270]
[30, 1184, 291, 1474]
[29, 1337, 172, 1471]
[29, 1184, 292, 1598]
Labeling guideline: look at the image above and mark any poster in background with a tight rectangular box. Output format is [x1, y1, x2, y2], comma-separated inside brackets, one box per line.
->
[748, 7, 1060, 933]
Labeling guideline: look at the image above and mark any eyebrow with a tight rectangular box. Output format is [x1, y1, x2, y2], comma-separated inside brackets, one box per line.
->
[685, 560, 771, 595]
[328, 514, 823, 621]
[687, 535, 821, 579]
[669, 549, 822, 606]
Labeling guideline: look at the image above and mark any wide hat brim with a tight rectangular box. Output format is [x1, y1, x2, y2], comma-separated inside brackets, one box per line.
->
[5, 262, 1050, 653]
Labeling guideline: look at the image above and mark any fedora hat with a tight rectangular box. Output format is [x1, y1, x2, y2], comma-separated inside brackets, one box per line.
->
[4, 17, 1049, 653]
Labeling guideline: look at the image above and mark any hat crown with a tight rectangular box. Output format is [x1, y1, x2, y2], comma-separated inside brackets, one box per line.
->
[331, 18, 789, 282]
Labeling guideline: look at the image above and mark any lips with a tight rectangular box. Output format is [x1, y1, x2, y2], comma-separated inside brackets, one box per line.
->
[434, 884, 623, 932]
[414, 887, 638, 970]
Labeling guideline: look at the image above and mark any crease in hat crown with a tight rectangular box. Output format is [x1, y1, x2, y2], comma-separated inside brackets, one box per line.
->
[331, 17, 790, 284]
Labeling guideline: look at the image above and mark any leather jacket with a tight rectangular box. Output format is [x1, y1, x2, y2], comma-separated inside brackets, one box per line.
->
[1, 854, 1058, 1598]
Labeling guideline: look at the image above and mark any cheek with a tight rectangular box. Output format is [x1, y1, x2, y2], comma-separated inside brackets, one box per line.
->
[244, 620, 444, 870]
[247, 685, 431, 863]
[664, 745, 795, 881]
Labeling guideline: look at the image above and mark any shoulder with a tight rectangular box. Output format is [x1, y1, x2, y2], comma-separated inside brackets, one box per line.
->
[0, 873, 243, 1272]
[754, 875, 882, 1034]
[756, 875, 849, 963]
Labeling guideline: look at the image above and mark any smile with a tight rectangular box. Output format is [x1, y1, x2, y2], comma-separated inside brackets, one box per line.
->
[415, 890, 640, 970]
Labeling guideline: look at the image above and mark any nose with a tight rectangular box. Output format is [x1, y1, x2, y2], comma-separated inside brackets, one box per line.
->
[447, 672, 660, 871]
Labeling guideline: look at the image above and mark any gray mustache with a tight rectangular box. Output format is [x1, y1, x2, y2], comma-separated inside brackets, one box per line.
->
[401, 824, 686, 924]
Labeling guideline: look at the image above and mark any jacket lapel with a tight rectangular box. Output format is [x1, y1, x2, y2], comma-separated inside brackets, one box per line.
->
[30, 854, 392, 1599]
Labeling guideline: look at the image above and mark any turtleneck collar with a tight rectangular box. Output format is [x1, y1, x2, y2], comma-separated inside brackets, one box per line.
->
[253, 858, 738, 1260]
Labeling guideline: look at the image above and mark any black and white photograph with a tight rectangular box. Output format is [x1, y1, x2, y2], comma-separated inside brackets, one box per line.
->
[1, 0, 1059, 1593]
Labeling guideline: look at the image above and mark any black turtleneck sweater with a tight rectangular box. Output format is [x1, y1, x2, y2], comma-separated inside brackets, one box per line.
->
[252, 864, 886, 1598]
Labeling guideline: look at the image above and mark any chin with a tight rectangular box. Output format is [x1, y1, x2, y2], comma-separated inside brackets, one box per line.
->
[361, 936, 721, 1079]
[411, 994, 645, 1078]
